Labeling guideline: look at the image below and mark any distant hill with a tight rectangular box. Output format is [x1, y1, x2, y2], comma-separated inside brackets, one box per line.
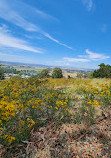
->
[0, 61, 94, 72]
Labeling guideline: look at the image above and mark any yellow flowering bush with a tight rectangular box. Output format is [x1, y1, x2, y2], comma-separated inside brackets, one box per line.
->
[0, 76, 110, 146]
[0, 76, 73, 145]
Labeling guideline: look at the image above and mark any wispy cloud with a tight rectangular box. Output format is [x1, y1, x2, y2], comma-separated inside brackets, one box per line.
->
[63, 57, 90, 62]
[0, 0, 72, 50]
[62, 49, 110, 63]
[85, 49, 109, 60]
[43, 32, 73, 50]
[0, 25, 43, 53]
[35, 9, 58, 21]
[0, 0, 39, 32]
[81, 0, 94, 11]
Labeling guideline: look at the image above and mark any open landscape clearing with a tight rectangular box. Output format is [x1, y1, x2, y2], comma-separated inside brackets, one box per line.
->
[0, 0, 111, 157]
[0, 77, 110, 157]
[0, 62, 90, 79]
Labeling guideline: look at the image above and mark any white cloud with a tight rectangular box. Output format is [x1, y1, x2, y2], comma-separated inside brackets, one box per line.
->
[85, 49, 109, 60]
[0, 1, 39, 32]
[0, 24, 9, 33]
[0, 26, 42, 53]
[0, 0, 72, 50]
[82, 0, 94, 11]
[0, 0, 57, 31]
[43, 32, 73, 50]
[63, 57, 90, 62]
[62, 49, 110, 64]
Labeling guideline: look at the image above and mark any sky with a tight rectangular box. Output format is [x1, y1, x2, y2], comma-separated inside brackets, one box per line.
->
[0, 0, 111, 69]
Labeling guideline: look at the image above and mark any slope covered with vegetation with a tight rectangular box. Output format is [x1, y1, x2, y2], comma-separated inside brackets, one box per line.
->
[0, 76, 111, 157]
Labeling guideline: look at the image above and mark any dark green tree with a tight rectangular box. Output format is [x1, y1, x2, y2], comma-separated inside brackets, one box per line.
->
[0, 65, 4, 80]
[38, 69, 50, 78]
[93, 63, 111, 78]
[68, 75, 71, 79]
[52, 68, 63, 78]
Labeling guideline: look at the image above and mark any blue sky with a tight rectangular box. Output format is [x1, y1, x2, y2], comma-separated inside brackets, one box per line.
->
[0, 0, 111, 69]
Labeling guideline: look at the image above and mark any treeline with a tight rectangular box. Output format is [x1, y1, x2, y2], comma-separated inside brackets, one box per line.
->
[0, 63, 111, 80]
[38, 63, 111, 79]
[37, 67, 63, 79]
[90, 63, 111, 78]
[3, 67, 21, 74]
[0, 66, 64, 80]
[1, 66, 37, 75]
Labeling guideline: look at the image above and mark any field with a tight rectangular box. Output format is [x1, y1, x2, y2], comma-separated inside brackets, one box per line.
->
[1, 62, 90, 78]
[0, 77, 111, 157]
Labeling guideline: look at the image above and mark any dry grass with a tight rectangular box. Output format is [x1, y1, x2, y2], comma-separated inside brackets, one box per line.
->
[0, 77, 111, 158]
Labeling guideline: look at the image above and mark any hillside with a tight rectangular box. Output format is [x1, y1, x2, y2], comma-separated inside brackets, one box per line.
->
[0, 77, 110, 157]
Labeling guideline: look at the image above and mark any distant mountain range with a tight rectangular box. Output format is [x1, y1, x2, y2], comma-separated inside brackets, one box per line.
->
[0, 61, 94, 71]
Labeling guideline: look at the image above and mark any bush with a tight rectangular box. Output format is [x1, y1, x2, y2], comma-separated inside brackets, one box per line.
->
[38, 69, 50, 78]
[0, 77, 72, 146]
[52, 68, 63, 78]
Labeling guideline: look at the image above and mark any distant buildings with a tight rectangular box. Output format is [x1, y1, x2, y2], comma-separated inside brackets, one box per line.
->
[4, 73, 30, 79]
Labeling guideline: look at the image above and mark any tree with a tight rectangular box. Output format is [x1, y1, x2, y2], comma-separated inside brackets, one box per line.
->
[38, 69, 50, 78]
[68, 75, 71, 79]
[88, 71, 94, 79]
[93, 63, 111, 78]
[52, 68, 63, 78]
[0, 65, 4, 80]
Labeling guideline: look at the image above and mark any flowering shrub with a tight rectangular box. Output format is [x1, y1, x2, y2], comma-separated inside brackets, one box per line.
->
[0, 77, 110, 146]
[0, 77, 73, 145]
